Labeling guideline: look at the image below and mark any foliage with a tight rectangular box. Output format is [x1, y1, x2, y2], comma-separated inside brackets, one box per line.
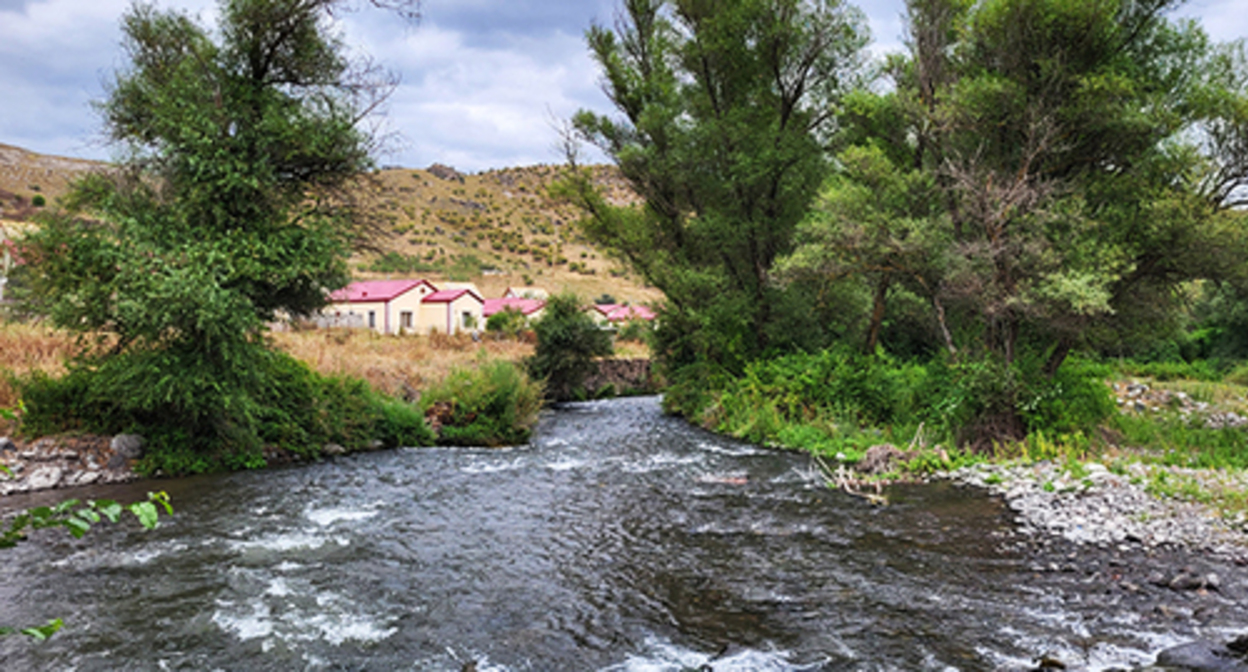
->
[527, 292, 612, 400]
[0, 489, 171, 640]
[30, 195, 45, 208]
[485, 307, 528, 338]
[772, 0, 1248, 447]
[560, 0, 869, 375]
[12, 0, 418, 467]
[615, 318, 652, 344]
[17, 348, 433, 475]
[420, 359, 543, 446]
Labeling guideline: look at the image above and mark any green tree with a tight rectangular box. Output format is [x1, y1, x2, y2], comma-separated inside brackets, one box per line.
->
[527, 292, 612, 401]
[559, 0, 869, 378]
[15, 0, 422, 471]
[783, 0, 1248, 446]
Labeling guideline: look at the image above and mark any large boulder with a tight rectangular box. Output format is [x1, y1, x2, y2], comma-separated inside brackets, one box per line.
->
[111, 434, 145, 459]
[1155, 639, 1248, 671]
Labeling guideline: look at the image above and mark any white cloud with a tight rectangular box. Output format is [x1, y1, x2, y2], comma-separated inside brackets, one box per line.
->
[0, 0, 1244, 172]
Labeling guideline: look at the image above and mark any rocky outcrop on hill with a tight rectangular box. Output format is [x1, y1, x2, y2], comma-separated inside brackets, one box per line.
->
[427, 163, 465, 183]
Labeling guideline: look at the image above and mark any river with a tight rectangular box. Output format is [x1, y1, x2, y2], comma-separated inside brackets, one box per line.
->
[2, 396, 1245, 670]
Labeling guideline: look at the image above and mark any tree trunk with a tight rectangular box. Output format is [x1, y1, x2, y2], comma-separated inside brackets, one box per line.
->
[865, 272, 890, 353]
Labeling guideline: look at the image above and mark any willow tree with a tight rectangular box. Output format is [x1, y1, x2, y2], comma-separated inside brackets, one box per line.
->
[782, 0, 1248, 445]
[16, 0, 422, 471]
[560, 0, 868, 383]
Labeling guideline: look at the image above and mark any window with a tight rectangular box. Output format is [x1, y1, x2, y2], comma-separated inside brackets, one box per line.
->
[368, 311, 376, 329]
[400, 311, 413, 330]
[462, 311, 476, 330]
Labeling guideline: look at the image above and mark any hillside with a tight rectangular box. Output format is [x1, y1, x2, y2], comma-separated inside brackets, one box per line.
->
[0, 143, 661, 305]
[356, 162, 658, 302]
[0, 143, 103, 222]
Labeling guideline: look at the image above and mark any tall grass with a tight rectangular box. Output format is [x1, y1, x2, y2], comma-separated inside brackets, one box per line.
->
[269, 328, 535, 398]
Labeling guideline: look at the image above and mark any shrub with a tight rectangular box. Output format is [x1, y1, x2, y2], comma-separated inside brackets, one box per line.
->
[31, 195, 46, 208]
[616, 318, 652, 343]
[528, 292, 612, 400]
[17, 347, 434, 475]
[486, 307, 527, 337]
[420, 360, 543, 446]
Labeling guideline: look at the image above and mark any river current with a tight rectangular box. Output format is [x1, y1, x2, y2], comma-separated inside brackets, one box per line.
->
[2, 396, 1245, 670]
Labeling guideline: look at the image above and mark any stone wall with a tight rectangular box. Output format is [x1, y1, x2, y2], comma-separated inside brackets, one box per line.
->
[583, 358, 657, 395]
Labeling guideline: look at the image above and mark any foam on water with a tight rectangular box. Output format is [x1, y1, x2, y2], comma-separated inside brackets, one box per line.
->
[213, 589, 397, 649]
[228, 531, 348, 553]
[601, 635, 823, 671]
[696, 440, 768, 457]
[304, 504, 379, 527]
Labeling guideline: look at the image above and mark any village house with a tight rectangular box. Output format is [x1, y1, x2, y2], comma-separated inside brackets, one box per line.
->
[420, 287, 485, 335]
[502, 286, 549, 300]
[590, 303, 657, 325]
[483, 296, 546, 324]
[322, 279, 436, 334]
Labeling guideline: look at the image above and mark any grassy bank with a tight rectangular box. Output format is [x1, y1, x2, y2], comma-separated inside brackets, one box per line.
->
[672, 349, 1248, 515]
[2, 322, 651, 472]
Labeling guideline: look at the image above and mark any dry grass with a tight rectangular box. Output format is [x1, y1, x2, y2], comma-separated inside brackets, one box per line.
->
[270, 328, 535, 398]
[0, 322, 78, 432]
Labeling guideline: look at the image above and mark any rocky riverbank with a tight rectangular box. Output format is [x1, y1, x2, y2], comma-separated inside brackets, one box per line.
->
[0, 434, 141, 495]
[941, 460, 1248, 564]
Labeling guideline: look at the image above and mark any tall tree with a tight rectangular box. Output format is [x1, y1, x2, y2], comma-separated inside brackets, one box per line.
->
[16, 0, 418, 467]
[783, 0, 1248, 445]
[560, 0, 868, 377]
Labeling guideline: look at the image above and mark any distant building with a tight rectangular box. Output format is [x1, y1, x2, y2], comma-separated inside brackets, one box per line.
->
[321, 279, 437, 334]
[420, 287, 485, 335]
[590, 303, 657, 325]
[483, 297, 546, 323]
[502, 286, 549, 300]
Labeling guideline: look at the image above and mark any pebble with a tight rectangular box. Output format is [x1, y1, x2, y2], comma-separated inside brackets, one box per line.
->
[940, 461, 1248, 562]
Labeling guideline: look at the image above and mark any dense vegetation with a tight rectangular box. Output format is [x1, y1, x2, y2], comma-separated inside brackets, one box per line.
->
[5, 0, 447, 473]
[566, 0, 1248, 460]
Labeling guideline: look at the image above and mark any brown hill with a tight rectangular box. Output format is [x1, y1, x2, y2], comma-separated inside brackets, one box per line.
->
[0, 143, 104, 222]
[0, 142, 660, 305]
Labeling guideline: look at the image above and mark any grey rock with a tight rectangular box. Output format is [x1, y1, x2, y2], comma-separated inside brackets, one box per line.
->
[111, 434, 145, 459]
[1155, 640, 1248, 671]
[0, 436, 15, 452]
[26, 466, 63, 490]
[323, 443, 347, 456]
[107, 452, 129, 470]
[68, 471, 100, 486]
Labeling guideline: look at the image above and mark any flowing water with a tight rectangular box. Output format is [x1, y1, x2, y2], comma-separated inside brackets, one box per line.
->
[2, 396, 1245, 670]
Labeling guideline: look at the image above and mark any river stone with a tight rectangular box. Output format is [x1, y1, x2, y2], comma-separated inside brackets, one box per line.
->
[26, 466, 64, 490]
[112, 434, 145, 459]
[323, 443, 347, 456]
[107, 452, 129, 470]
[0, 436, 15, 453]
[1155, 640, 1248, 671]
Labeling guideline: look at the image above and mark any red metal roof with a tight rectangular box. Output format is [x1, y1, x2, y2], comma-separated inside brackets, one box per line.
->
[423, 288, 483, 304]
[604, 304, 656, 322]
[328, 279, 432, 303]
[483, 297, 545, 317]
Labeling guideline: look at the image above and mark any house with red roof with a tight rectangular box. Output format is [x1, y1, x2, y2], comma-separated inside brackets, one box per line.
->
[419, 287, 485, 335]
[483, 296, 546, 323]
[590, 303, 657, 324]
[322, 279, 437, 334]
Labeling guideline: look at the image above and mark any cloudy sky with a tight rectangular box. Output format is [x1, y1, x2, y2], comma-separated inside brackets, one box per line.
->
[0, 0, 1244, 172]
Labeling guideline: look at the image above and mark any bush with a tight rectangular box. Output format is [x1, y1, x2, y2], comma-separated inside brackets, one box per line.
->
[31, 195, 46, 208]
[616, 318, 652, 343]
[527, 292, 612, 400]
[485, 307, 527, 338]
[420, 360, 543, 446]
[17, 346, 434, 475]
